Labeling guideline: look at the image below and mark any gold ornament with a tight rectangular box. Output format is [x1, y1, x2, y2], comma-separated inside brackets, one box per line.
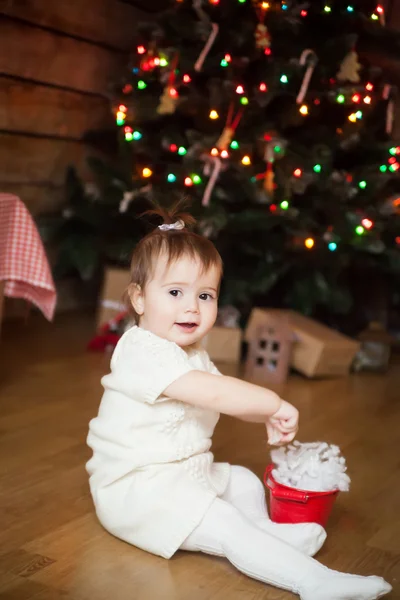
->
[255, 23, 271, 50]
[337, 50, 361, 83]
[157, 86, 179, 115]
[216, 126, 234, 151]
[264, 167, 274, 193]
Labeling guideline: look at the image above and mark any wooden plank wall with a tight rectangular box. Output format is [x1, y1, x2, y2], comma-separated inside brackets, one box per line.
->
[0, 0, 154, 214]
[0, 0, 398, 216]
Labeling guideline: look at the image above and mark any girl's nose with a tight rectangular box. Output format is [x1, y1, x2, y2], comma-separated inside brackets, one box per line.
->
[185, 297, 200, 313]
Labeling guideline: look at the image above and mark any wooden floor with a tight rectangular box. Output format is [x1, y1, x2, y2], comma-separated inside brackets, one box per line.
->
[0, 313, 399, 600]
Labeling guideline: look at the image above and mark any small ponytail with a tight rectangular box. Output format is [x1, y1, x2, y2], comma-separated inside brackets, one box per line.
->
[141, 198, 196, 230]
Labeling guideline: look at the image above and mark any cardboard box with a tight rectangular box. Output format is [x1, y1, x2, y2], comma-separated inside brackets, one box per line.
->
[202, 326, 242, 363]
[245, 308, 360, 378]
[97, 267, 130, 329]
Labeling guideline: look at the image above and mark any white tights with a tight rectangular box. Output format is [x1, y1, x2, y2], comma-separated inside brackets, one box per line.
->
[180, 466, 391, 600]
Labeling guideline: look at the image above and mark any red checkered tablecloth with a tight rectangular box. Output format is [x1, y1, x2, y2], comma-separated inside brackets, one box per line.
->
[0, 194, 56, 320]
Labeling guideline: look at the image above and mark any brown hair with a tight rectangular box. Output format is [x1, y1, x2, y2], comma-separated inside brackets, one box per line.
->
[125, 203, 223, 323]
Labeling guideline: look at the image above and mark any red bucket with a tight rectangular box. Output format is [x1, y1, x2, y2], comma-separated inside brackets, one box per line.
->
[264, 464, 339, 527]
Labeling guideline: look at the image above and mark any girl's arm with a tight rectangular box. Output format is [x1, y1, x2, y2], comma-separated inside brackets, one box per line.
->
[164, 371, 282, 421]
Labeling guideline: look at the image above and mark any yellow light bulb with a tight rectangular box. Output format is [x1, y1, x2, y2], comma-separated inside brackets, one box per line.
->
[299, 104, 308, 115]
[348, 113, 357, 123]
[261, 1, 270, 7]
[305, 237, 315, 249]
[209, 110, 219, 120]
[142, 167, 152, 178]
[242, 155, 251, 165]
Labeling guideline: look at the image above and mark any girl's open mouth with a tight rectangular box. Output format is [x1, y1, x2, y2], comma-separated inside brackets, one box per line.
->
[175, 323, 198, 332]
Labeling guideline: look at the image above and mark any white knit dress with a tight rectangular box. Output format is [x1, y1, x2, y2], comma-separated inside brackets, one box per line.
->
[86, 326, 230, 559]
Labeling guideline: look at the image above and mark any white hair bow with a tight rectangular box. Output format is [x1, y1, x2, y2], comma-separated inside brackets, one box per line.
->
[158, 219, 185, 231]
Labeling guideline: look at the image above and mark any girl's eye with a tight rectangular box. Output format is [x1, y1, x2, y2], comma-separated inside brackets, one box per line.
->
[169, 289, 181, 297]
[199, 293, 213, 301]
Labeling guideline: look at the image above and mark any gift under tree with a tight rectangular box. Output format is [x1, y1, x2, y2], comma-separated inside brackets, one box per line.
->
[59, 0, 400, 324]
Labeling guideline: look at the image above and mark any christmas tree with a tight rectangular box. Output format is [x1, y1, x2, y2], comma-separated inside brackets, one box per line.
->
[50, 0, 400, 327]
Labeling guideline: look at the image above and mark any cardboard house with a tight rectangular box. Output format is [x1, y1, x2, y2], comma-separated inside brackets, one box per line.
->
[245, 308, 360, 378]
[245, 311, 294, 384]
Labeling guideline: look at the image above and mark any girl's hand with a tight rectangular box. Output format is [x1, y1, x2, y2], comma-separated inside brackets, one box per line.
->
[267, 400, 299, 446]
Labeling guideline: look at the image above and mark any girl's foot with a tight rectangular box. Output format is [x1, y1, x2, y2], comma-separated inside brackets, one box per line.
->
[256, 520, 327, 556]
[300, 569, 392, 600]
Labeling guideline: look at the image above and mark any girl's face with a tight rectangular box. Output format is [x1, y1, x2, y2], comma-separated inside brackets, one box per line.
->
[131, 252, 220, 347]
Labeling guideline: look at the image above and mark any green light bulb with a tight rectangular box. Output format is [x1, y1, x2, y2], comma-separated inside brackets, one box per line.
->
[167, 173, 176, 183]
[313, 164, 322, 173]
[324, 5, 331, 12]
[116, 117, 124, 126]
[355, 225, 364, 235]
[159, 58, 168, 67]
[192, 175, 202, 184]
[125, 132, 133, 141]
[220, 59, 228, 67]
[336, 94, 345, 104]
[274, 145, 281, 153]
[389, 147, 396, 155]
[240, 97, 249, 105]
[280, 200, 289, 210]
[359, 180, 367, 189]
[178, 146, 187, 156]
[137, 80, 147, 90]
[280, 75, 288, 84]
[230, 140, 239, 150]
[379, 165, 387, 172]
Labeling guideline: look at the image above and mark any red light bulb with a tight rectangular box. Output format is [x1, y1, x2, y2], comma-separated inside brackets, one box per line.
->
[361, 218, 373, 229]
